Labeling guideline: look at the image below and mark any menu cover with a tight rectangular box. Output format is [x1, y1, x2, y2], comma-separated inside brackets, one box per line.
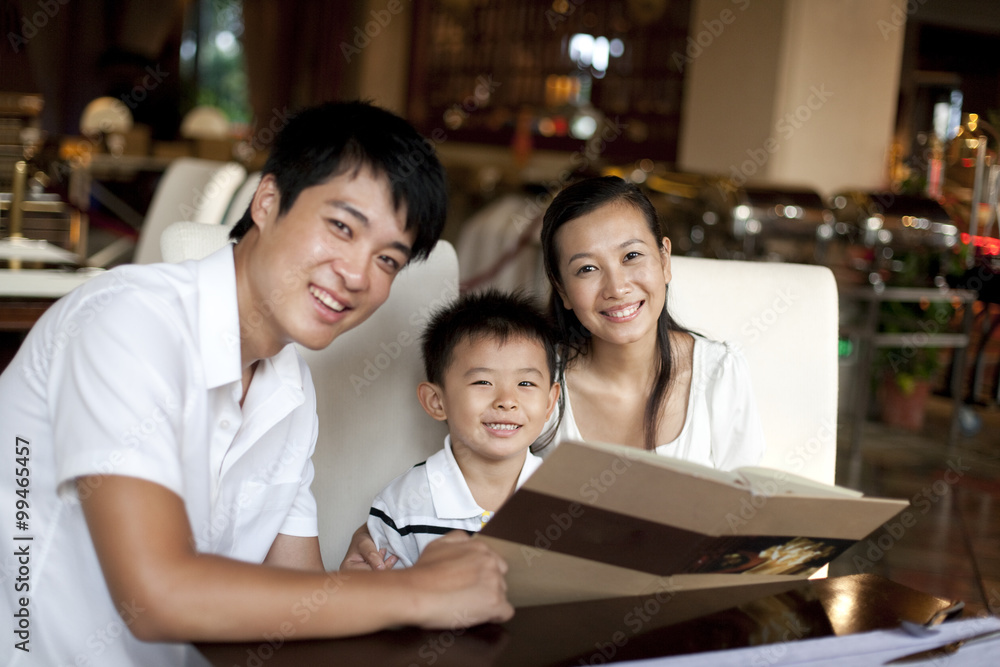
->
[477, 440, 909, 607]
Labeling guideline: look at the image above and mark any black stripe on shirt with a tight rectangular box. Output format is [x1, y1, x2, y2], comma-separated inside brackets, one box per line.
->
[369, 507, 473, 537]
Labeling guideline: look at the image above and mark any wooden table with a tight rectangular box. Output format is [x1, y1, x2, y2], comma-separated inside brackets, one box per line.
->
[195, 574, 962, 667]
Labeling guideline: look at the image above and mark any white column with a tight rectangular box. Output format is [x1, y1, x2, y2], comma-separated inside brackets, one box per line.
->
[679, 0, 907, 197]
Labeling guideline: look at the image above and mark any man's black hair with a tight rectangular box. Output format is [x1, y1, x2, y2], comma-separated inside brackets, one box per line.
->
[421, 289, 557, 386]
[229, 100, 447, 261]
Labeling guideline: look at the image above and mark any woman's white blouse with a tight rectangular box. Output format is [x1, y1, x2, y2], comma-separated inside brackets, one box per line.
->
[548, 336, 766, 471]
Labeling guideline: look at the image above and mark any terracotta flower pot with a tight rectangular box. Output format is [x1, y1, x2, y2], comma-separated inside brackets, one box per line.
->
[879, 375, 932, 432]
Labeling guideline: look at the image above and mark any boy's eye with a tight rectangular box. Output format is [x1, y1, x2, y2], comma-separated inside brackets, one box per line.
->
[471, 380, 492, 386]
[518, 381, 537, 387]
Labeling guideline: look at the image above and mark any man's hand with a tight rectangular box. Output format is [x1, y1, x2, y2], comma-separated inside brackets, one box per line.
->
[405, 531, 514, 628]
[341, 523, 399, 571]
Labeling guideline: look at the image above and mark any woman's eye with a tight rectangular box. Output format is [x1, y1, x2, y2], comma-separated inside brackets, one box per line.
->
[624, 251, 642, 261]
[575, 264, 596, 275]
[379, 255, 401, 271]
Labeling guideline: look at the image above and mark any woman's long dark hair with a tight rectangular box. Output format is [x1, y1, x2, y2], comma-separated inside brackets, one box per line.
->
[540, 176, 687, 451]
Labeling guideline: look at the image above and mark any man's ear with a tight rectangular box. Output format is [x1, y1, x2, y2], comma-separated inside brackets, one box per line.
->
[250, 174, 281, 232]
[417, 382, 448, 422]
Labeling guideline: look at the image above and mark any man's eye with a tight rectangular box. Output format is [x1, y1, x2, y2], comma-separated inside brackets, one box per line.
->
[379, 255, 400, 271]
[328, 219, 351, 235]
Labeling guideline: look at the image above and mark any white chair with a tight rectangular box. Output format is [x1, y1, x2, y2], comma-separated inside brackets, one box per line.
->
[160, 221, 457, 566]
[221, 172, 261, 228]
[668, 256, 839, 486]
[133, 158, 246, 264]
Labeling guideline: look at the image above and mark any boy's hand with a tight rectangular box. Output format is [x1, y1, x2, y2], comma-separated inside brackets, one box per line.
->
[406, 531, 514, 628]
[341, 524, 399, 571]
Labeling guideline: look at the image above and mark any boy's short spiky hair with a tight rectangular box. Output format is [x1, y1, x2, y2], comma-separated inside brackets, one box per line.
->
[421, 290, 557, 386]
[229, 100, 447, 261]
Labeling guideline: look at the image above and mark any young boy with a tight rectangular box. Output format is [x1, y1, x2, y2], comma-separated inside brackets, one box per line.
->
[366, 290, 560, 567]
[0, 102, 511, 667]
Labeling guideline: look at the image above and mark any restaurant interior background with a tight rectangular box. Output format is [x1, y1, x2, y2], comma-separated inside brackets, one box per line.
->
[2, 0, 1000, 615]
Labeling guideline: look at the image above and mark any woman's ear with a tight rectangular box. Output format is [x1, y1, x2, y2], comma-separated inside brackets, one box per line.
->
[660, 236, 672, 284]
[250, 174, 280, 233]
[555, 282, 573, 311]
[416, 382, 448, 421]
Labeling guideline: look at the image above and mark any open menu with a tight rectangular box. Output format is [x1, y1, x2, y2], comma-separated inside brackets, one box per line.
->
[477, 440, 909, 607]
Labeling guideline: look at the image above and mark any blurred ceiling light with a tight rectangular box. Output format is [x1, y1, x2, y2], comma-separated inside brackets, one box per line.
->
[569, 33, 622, 74]
[592, 36, 610, 72]
[443, 109, 464, 130]
[570, 34, 595, 67]
[215, 30, 237, 53]
[570, 110, 598, 139]
[180, 33, 197, 60]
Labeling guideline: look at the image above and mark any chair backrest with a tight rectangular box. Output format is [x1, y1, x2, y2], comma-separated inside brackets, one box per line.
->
[160, 221, 234, 263]
[221, 172, 261, 228]
[134, 158, 246, 264]
[667, 256, 839, 486]
[300, 244, 457, 566]
[159, 221, 457, 566]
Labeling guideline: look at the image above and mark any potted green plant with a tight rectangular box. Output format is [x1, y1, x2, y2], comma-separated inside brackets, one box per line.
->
[873, 295, 956, 432]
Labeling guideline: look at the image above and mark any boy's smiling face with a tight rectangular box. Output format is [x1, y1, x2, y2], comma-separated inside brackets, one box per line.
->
[418, 335, 559, 465]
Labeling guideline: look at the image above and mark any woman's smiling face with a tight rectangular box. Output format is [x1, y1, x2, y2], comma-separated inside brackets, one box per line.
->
[552, 201, 671, 348]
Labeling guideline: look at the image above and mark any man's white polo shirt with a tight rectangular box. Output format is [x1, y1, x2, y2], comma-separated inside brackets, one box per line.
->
[0, 245, 319, 667]
[367, 435, 543, 568]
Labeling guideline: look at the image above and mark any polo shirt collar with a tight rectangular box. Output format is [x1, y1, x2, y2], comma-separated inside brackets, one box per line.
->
[427, 436, 484, 520]
[426, 436, 542, 520]
[197, 244, 242, 389]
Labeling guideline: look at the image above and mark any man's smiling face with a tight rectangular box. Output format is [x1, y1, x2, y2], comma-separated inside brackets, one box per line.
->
[238, 167, 415, 357]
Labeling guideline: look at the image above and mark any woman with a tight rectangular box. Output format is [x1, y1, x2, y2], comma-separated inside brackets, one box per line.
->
[539, 175, 764, 469]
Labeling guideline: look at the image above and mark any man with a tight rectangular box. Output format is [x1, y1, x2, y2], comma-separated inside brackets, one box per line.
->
[0, 101, 511, 666]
